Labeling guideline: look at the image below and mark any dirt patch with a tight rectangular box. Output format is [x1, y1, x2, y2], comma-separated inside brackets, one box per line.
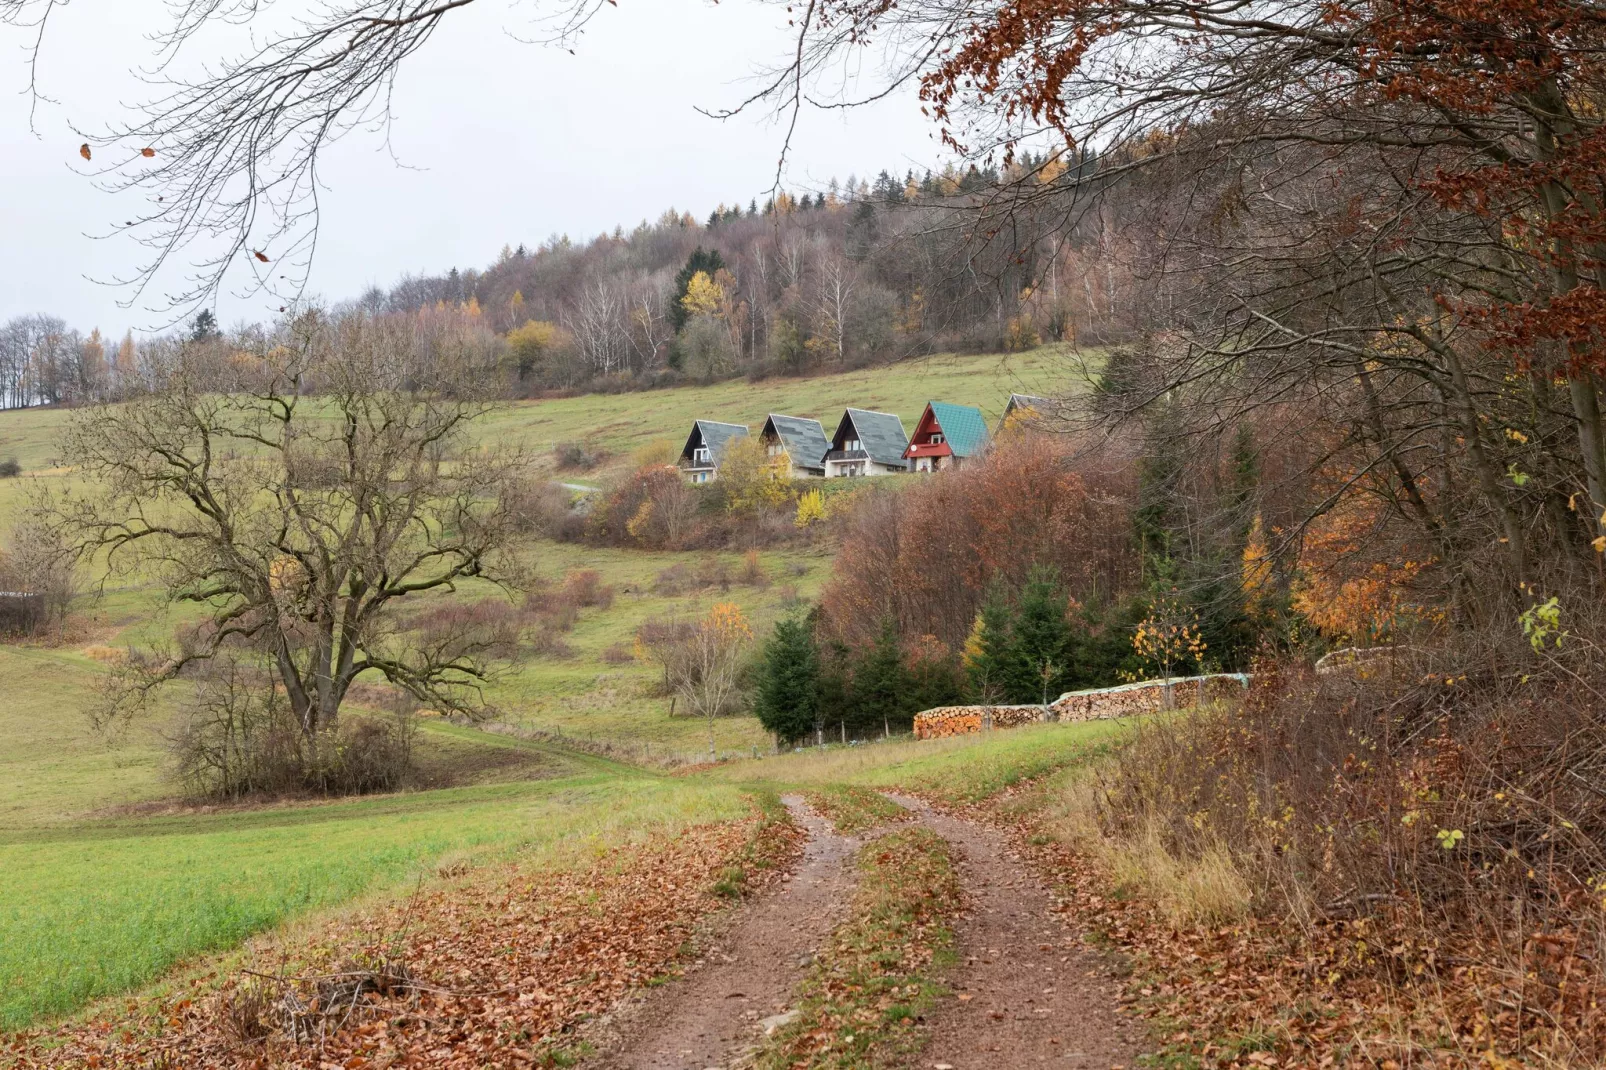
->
[585, 795, 859, 1070]
[886, 793, 1141, 1070]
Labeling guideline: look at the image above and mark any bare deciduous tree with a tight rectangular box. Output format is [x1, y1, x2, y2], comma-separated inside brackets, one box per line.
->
[49, 308, 528, 737]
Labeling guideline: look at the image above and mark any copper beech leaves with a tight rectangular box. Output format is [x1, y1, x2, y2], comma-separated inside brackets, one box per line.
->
[141, 148, 156, 158]
[253, 250, 270, 263]
[78, 143, 90, 161]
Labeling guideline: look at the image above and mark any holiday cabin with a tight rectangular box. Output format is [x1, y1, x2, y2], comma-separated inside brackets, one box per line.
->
[903, 401, 990, 472]
[759, 414, 830, 478]
[677, 420, 749, 483]
[823, 408, 910, 477]
[997, 392, 1051, 435]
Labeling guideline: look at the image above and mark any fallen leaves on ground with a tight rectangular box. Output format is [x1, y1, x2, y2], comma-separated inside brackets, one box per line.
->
[966, 782, 1605, 1069]
[756, 825, 962, 1069]
[6, 805, 804, 1069]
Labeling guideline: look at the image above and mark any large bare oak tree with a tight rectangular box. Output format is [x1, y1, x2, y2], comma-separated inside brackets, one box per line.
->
[52, 310, 527, 735]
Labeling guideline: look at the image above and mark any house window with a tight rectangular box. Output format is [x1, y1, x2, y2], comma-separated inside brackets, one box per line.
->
[930, 433, 945, 445]
[845, 438, 860, 452]
[693, 447, 711, 465]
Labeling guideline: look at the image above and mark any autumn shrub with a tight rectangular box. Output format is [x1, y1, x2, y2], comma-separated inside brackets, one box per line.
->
[600, 642, 634, 665]
[169, 663, 416, 799]
[0, 458, 21, 478]
[1081, 631, 1606, 1060]
[653, 562, 692, 596]
[502, 476, 578, 538]
[739, 549, 768, 587]
[561, 569, 614, 609]
[695, 556, 732, 592]
[552, 441, 605, 471]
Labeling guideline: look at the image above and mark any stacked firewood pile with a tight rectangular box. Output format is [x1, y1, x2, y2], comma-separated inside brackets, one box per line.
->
[913, 674, 1251, 739]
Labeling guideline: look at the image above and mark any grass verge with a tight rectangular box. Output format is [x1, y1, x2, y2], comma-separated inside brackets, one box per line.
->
[754, 826, 963, 1070]
[802, 786, 911, 835]
[5, 801, 797, 1068]
[0, 769, 749, 1032]
[714, 720, 1128, 804]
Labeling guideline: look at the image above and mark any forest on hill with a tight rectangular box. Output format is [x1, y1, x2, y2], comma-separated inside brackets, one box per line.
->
[0, 153, 1134, 406]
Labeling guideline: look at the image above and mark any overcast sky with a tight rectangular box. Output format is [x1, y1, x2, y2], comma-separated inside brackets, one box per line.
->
[1, 0, 942, 335]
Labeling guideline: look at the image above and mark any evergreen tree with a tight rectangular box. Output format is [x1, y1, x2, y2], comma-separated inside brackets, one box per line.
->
[754, 616, 819, 744]
[873, 169, 905, 204]
[907, 637, 965, 713]
[669, 248, 728, 332]
[815, 634, 852, 744]
[851, 617, 910, 736]
[965, 583, 1014, 702]
[188, 309, 220, 343]
[1003, 566, 1076, 704]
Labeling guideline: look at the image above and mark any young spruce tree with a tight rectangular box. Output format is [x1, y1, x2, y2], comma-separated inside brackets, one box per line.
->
[851, 616, 910, 737]
[1004, 566, 1076, 705]
[964, 583, 1015, 703]
[754, 616, 819, 745]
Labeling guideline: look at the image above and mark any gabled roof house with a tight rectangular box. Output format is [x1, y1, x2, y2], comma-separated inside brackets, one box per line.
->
[823, 408, 909, 477]
[759, 414, 830, 478]
[678, 420, 749, 483]
[997, 392, 1051, 434]
[903, 401, 990, 472]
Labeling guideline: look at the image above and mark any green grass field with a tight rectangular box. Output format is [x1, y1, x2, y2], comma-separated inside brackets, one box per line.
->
[0, 347, 1104, 1033]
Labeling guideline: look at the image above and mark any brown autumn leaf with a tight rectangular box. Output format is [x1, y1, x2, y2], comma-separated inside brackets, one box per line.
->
[78, 143, 91, 161]
[253, 251, 270, 263]
[140, 148, 156, 158]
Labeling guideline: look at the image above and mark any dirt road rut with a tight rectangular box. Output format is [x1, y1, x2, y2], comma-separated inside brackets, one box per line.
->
[588, 796, 857, 1070]
[888, 794, 1139, 1070]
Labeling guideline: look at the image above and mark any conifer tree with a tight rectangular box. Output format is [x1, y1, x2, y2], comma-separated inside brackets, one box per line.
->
[965, 584, 1014, 703]
[754, 616, 819, 744]
[851, 616, 909, 736]
[669, 248, 728, 332]
[814, 633, 852, 745]
[1004, 566, 1076, 704]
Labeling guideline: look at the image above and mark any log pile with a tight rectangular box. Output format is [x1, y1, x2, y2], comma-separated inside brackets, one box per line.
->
[912, 674, 1251, 740]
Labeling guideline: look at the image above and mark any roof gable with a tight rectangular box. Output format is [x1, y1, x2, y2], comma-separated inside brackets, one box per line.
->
[924, 401, 991, 457]
[762, 414, 830, 469]
[838, 408, 909, 468]
[681, 420, 749, 465]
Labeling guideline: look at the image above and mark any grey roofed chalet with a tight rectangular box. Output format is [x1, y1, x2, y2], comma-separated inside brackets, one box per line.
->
[680, 419, 749, 467]
[762, 414, 830, 471]
[832, 408, 910, 469]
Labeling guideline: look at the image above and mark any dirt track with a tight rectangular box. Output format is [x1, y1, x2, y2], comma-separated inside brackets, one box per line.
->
[587, 792, 1137, 1070]
[588, 796, 859, 1069]
[888, 794, 1139, 1070]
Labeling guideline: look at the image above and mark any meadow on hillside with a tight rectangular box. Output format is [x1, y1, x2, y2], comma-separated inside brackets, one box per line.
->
[0, 348, 1090, 1031]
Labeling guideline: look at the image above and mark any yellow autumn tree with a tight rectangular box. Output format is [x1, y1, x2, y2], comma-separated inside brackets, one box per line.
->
[681, 270, 725, 318]
[794, 488, 826, 528]
[718, 437, 793, 513]
[1241, 513, 1275, 619]
[505, 319, 565, 380]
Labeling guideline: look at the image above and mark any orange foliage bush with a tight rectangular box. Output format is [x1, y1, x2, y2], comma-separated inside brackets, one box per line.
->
[820, 432, 1137, 649]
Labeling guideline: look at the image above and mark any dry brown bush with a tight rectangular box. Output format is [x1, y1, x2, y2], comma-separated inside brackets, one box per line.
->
[1082, 625, 1606, 1062]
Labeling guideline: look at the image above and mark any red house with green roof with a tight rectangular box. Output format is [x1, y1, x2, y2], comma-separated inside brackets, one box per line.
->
[903, 401, 991, 472]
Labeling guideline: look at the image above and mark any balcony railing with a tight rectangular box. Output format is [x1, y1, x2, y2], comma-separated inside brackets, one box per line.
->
[825, 448, 870, 462]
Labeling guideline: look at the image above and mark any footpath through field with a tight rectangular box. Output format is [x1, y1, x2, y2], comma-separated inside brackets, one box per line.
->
[886, 793, 1138, 1070]
[582, 784, 1138, 1070]
[586, 796, 859, 1069]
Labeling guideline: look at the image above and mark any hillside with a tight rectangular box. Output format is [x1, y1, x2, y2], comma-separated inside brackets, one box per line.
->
[0, 347, 1087, 1032]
